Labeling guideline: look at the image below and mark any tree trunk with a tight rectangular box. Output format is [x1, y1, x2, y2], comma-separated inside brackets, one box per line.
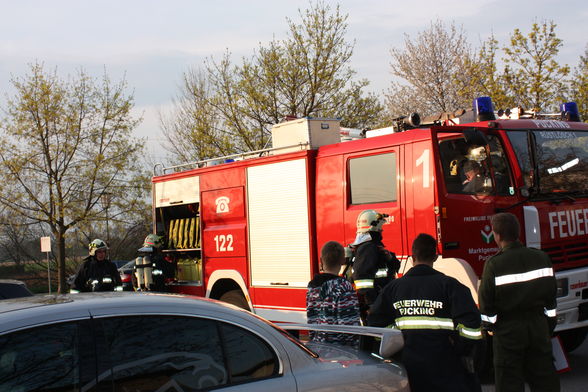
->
[56, 228, 67, 294]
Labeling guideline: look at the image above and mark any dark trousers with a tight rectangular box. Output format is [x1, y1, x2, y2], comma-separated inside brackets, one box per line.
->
[493, 316, 560, 392]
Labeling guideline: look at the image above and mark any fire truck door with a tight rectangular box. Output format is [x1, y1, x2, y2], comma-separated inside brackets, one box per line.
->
[343, 148, 404, 257]
[403, 141, 438, 246]
[432, 128, 502, 276]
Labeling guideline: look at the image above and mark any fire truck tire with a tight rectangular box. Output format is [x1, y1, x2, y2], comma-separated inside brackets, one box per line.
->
[557, 326, 588, 353]
[220, 290, 250, 311]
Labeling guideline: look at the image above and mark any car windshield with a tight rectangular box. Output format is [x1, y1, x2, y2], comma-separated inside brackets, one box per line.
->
[120, 260, 135, 270]
[112, 260, 129, 269]
[507, 130, 588, 193]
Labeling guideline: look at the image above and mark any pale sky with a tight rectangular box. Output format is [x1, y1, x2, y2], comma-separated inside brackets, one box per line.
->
[1, 0, 586, 164]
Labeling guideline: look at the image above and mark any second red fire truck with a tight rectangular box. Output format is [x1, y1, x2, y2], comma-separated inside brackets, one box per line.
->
[149, 97, 588, 351]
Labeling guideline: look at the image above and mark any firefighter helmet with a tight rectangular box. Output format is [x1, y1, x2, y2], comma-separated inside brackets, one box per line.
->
[143, 234, 164, 248]
[356, 209, 388, 233]
[89, 239, 108, 256]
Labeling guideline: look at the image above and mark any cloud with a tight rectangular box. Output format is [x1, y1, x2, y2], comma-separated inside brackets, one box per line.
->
[2, 0, 587, 163]
[132, 101, 176, 165]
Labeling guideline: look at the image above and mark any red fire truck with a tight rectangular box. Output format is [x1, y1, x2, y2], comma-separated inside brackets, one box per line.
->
[151, 97, 588, 351]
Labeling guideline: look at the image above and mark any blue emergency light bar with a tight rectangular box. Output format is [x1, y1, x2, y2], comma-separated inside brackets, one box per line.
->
[559, 102, 581, 122]
[473, 96, 496, 121]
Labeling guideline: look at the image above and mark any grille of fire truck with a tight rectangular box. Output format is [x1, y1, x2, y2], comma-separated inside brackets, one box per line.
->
[543, 242, 588, 269]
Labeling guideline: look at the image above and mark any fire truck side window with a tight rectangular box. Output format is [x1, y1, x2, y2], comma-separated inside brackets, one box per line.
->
[487, 134, 514, 195]
[438, 134, 512, 195]
[438, 138, 468, 193]
[349, 153, 396, 204]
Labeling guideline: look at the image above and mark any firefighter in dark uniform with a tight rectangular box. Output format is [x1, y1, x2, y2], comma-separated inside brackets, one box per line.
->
[135, 234, 175, 292]
[349, 209, 400, 323]
[479, 213, 559, 392]
[368, 233, 482, 392]
[71, 239, 122, 292]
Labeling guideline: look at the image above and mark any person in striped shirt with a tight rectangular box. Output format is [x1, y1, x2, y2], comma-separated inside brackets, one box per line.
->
[479, 212, 559, 392]
[306, 241, 361, 346]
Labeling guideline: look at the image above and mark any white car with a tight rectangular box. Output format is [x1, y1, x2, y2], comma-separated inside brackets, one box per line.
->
[0, 292, 409, 391]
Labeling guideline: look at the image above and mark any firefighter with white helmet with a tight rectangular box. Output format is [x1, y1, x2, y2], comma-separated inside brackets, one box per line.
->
[71, 239, 122, 292]
[349, 209, 400, 323]
[135, 234, 175, 291]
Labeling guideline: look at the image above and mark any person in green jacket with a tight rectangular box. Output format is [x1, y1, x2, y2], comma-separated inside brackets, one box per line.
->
[479, 212, 559, 392]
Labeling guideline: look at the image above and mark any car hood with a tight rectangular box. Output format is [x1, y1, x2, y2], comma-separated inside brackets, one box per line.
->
[294, 342, 408, 391]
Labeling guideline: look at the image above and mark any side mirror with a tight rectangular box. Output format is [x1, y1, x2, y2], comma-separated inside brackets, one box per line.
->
[379, 328, 405, 358]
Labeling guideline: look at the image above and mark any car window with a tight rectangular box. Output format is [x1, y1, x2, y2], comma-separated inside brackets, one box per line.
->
[91, 315, 281, 391]
[0, 281, 33, 299]
[0, 320, 95, 392]
[93, 315, 226, 391]
[220, 323, 279, 382]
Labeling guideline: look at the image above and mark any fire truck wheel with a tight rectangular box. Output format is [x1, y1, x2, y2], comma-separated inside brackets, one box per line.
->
[557, 327, 588, 353]
[220, 290, 250, 311]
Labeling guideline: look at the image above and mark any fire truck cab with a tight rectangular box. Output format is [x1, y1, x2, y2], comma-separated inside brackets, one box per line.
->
[151, 98, 588, 351]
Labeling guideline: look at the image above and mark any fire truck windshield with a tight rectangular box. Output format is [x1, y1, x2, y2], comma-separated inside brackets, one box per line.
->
[507, 130, 588, 194]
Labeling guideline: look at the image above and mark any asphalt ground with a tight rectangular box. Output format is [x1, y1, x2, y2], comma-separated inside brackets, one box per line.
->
[481, 336, 588, 391]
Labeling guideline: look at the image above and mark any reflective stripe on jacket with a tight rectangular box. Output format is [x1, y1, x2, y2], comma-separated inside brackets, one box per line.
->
[368, 264, 482, 392]
[479, 241, 557, 328]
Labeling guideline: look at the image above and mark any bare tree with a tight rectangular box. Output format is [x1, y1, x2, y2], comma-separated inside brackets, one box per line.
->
[386, 20, 472, 117]
[0, 217, 45, 268]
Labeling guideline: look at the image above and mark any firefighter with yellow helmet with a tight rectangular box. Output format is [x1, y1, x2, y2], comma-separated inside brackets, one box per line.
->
[71, 239, 122, 292]
[349, 209, 400, 322]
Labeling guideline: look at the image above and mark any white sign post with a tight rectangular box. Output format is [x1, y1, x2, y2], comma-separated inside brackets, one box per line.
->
[40, 237, 51, 294]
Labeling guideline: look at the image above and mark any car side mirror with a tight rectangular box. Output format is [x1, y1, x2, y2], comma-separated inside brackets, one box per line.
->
[379, 328, 404, 358]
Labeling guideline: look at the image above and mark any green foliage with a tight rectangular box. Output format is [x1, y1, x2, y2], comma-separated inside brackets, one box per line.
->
[570, 46, 588, 121]
[390, 20, 576, 117]
[0, 63, 148, 292]
[161, 1, 383, 163]
[503, 21, 570, 111]
[457, 36, 515, 110]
